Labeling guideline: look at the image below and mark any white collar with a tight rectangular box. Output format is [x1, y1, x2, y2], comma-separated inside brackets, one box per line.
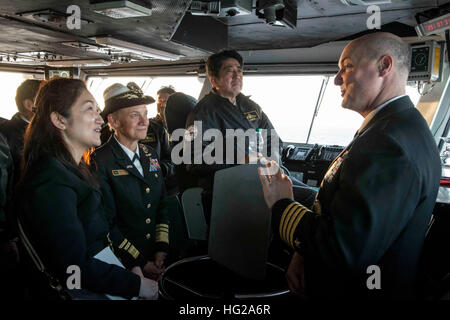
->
[19, 113, 30, 124]
[358, 95, 407, 134]
[114, 135, 140, 161]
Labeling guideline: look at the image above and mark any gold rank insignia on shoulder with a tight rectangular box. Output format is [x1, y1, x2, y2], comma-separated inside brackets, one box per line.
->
[112, 169, 129, 176]
[244, 110, 260, 122]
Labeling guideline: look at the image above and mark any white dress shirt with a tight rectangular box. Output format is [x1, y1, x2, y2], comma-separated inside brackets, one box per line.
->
[114, 136, 144, 176]
[357, 95, 407, 135]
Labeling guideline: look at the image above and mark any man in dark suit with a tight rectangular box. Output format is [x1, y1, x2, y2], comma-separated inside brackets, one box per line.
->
[258, 32, 441, 299]
[1, 79, 41, 182]
[93, 82, 169, 280]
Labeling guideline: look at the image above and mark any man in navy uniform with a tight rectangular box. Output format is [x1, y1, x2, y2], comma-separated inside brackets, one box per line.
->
[93, 82, 169, 280]
[258, 32, 441, 299]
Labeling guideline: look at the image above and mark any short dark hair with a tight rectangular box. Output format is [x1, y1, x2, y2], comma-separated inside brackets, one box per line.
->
[157, 86, 176, 96]
[206, 50, 243, 78]
[15, 79, 42, 113]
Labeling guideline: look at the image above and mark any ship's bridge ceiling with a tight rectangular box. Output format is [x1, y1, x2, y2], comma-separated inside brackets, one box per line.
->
[0, 0, 448, 71]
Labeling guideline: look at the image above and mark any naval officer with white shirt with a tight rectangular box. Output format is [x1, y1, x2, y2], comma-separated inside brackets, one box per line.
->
[93, 82, 169, 281]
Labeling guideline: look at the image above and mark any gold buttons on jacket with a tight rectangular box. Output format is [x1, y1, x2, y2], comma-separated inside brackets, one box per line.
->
[147, 203, 151, 209]
[146, 233, 151, 239]
[145, 218, 151, 224]
[145, 187, 150, 193]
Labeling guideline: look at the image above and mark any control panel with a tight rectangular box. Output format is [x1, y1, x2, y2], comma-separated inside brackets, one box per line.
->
[282, 143, 345, 187]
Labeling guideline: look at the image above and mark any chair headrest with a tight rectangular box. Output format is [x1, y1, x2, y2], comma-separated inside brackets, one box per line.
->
[164, 92, 198, 135]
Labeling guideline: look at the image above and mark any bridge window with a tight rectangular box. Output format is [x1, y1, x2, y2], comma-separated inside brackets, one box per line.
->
[0, 72, 36, 120]
[243, 75, 422, 146]
[87, 76, 205, 118]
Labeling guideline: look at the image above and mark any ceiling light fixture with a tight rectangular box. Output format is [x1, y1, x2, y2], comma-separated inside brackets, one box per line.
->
[90, 0, 152, 19]
[46, 59, 111, 67]
[95, 36, 182, 61]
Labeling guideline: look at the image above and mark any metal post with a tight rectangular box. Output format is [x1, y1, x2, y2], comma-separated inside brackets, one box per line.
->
[306, 76, 329, 144]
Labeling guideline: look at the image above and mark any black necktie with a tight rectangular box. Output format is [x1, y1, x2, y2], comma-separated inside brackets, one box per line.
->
[132, 153, 144, 177]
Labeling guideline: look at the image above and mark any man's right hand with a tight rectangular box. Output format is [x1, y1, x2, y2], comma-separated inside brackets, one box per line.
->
[139, 277, 159, 300]
[258, 160, 293, 210]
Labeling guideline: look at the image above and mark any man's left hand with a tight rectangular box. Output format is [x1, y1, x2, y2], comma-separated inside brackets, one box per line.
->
[286, 252, 306, 298]
[258, 160, 293, 210]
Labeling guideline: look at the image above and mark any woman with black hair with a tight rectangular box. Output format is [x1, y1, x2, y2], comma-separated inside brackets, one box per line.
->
[16, 78, 158, 299]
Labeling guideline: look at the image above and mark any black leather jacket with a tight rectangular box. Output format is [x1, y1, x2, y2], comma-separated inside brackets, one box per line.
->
[184, 91, 280, 191]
